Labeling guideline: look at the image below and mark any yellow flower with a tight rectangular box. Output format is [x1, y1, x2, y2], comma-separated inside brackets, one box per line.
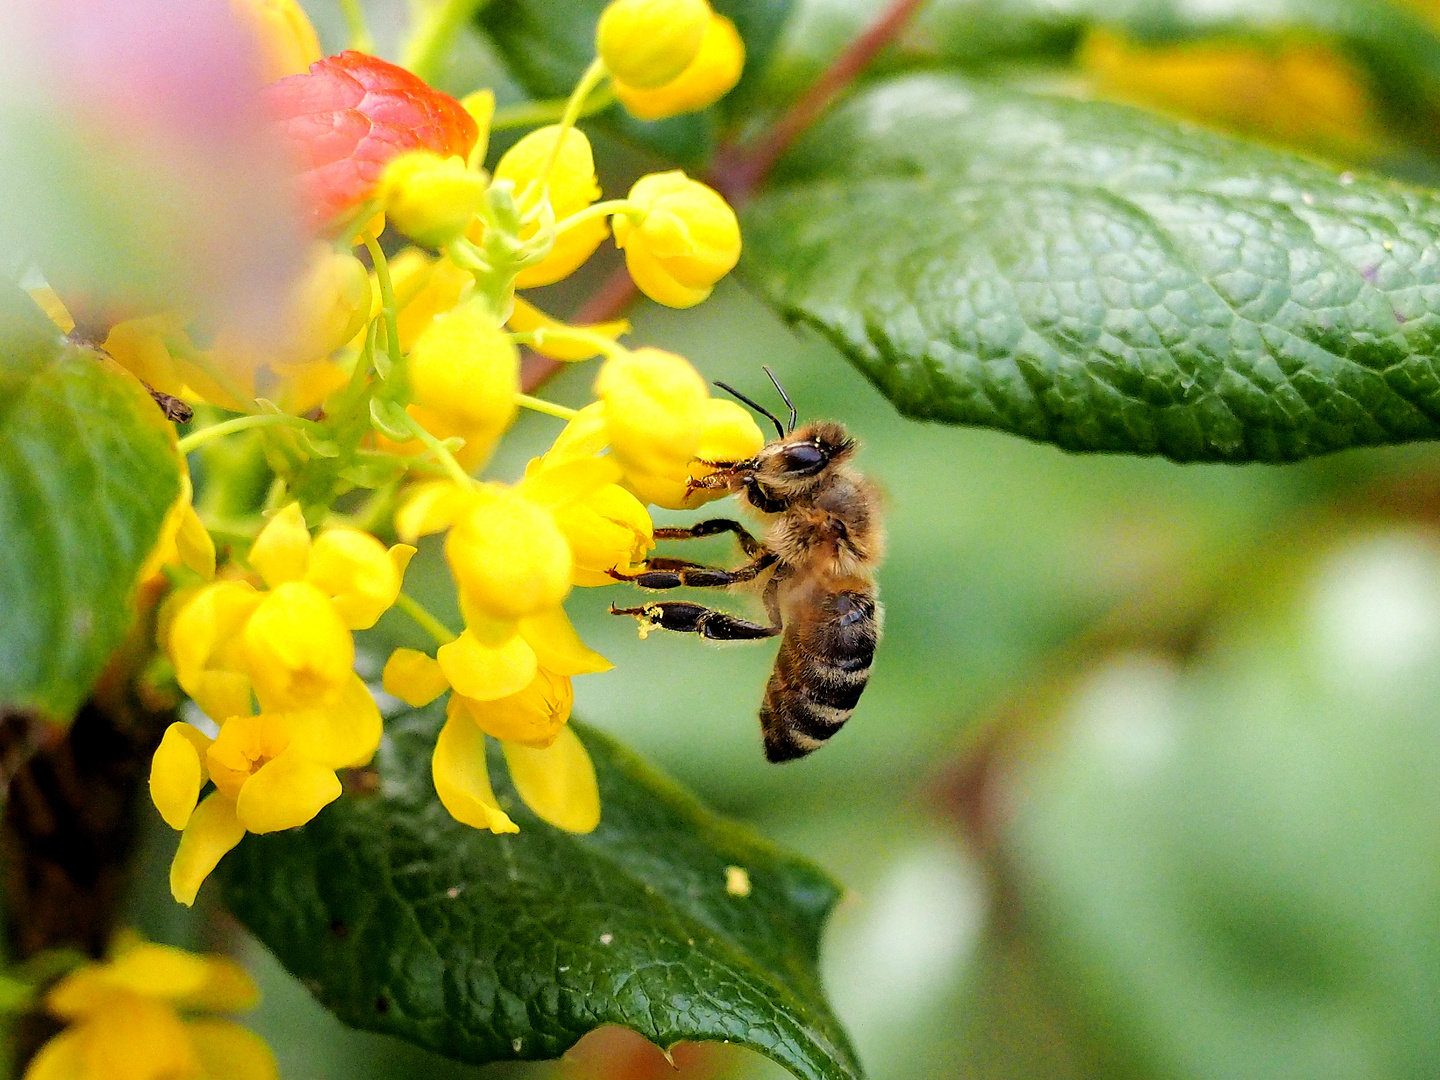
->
[379, 151, 486, 248]
[388, 248, 474, 352]
[614, 171, 740, 308]
[165, 503, 411, 724]
[615, 14, 744, 120]
[230, 0, 322, 84]
[597, 0, 712, 89]
[275, 243, 372, 366]
[25, 936, 276, 1080]
[491, 126, 608, 288]
[152, 675, 382, 904]
[382, 649, 602, 835]
[403, 300, 520, 470]
[595, 349, 765, 508]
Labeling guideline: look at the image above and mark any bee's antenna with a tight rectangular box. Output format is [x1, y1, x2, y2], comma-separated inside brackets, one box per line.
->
[714, 381, 785, 439]
[762, 366, 797, 433]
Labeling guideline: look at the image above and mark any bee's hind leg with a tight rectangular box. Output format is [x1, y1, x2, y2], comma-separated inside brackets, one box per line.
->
[609, 601, 780, 640]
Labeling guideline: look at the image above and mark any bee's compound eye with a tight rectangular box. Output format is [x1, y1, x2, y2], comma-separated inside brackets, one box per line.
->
[780, 443, 827, 475]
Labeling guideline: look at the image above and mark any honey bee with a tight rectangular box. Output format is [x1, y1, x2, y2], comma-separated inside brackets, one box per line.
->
[611, 369, 884, 762]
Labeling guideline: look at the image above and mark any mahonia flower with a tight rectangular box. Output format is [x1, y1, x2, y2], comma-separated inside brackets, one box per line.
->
[265, 51, 479, 232]
[491, 125, 608, 288]
[230, 0, 321, 84]
[614, 13, 744, 121]
[384, 648, 601, 835]
[594, 347, 764, 508]
[400, 300, 520, 469]
[380, 150, 486, 248]
[597, 0, 712, 89]
[155, 504, 412, 903]
[24, 936, 275, 1080]
[614, 172, 741, 307]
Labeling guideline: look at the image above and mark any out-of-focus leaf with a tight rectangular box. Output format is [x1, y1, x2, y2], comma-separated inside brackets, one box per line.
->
[477, 0, 795, 164]
[0, 282, 180, 719]
[1006, 526, 1440, 1079]
[220, 708, 860, 1080]
[744, 74, 1440, 462]
[755, 0, 1440, 153]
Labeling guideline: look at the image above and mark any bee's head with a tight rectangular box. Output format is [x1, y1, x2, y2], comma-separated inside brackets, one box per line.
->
[752, 420, 855, 495]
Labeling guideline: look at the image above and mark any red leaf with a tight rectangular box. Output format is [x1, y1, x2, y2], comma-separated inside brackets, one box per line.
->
[264, 51, 478, 232]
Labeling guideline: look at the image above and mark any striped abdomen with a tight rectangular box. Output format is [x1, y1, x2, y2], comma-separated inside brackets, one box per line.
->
[760, 585, 880, 762]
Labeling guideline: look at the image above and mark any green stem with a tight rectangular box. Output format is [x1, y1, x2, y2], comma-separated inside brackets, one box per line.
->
[336, 0, 375, 52]
[539, 58, 608, 188]
[515, 393, 578, 420]
[402, 413, 474, 488]
[402, 0, 493, 84]
[363, 233, 404, 376]
[177, 413, 311, 455]
[395, 592, 458, 645]
[552, 198, 637, 237]
[491, 84, 617, 132]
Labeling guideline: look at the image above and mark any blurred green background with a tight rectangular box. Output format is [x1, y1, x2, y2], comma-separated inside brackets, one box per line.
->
[129, 0, 1440, 1077]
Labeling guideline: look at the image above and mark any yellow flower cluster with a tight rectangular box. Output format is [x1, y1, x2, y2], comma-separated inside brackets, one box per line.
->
[24, 937, 275, 1080]
[151, 504, 413, 904]
[112, 0, 763, 897]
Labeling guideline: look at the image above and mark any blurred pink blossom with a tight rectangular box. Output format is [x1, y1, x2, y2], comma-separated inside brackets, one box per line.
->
[0, 0, 306, 345]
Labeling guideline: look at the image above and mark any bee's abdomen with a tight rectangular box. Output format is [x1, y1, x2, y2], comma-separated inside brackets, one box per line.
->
[761, 589, 878, 763]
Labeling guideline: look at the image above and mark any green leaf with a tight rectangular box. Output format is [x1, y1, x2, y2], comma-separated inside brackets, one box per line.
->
[743, 74, 1440, 462]
[1003, 525, 1440, 1079]
[0, 281, 180, 719]
[478, 0, 795, 164]
[220, 708, 861, 1080]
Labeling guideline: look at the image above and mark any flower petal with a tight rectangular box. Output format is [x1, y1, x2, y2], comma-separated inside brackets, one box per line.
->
[248, 502, 311, 588]
[283, 672, 383, 769]
[432, 708, 517, 834]
[150, 722, 212, 831]
[78, 993, 199, 1080]
[518, 607, 612, 675]
[394, 480, 473, 543]
[186, 1018, 279, 1080]
[96, 944, 209, 1000]
[21, 1028, 82, 1080]
[169, 793, 246, 907]
[235, 747, 341, 834]
[451, 669, 571, 747]
[436, 630, 537, 702]
[517, 456, 622, 511]
[502, 726, 600, 833]
[382, 648, 450, 708]
[506, 297, 629, 361]
[177, 957, 259, 1013]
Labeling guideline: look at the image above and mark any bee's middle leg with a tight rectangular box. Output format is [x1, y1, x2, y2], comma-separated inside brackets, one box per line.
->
[609, 601, 780, 640]
[609, 551, 775, 590]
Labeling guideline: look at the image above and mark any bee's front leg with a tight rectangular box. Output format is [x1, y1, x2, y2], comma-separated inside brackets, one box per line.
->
[609, 601, 781, 640]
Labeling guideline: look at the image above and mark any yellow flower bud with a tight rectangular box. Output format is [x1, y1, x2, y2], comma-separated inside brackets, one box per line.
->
[614, 171, 740, 307]
[406, 302, 520, 471]
[612, 395, 766, 510]
[280, 244, 372, 364]
[615, 14, 744, 120]
[445, 485, 574, 622]
[451, 668, 573, 748]
[393, 250, 474, 352]
[379, 151, 486, 248]
[248, 502, 311, 589]
[552, 484, 655, 586]
[230, 0, 322, 83]
[492, 126, 608, 288]
[243, 581, 355, 711]
[595, 347, 708, 482]
[597, 0, 711, 89]
[306, 529, 413, 630]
